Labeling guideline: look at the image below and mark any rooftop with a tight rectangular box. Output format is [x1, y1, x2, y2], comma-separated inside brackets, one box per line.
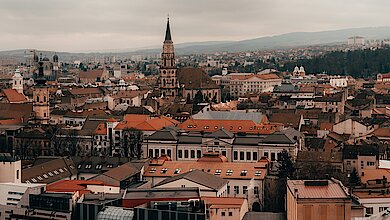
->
[287, 179, 348, 200]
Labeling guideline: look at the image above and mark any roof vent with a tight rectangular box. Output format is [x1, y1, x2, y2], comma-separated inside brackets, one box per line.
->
[304, 180, 328, 186]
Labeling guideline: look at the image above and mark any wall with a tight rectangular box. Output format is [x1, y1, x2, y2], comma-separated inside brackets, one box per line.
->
[0, 160, 21, 183]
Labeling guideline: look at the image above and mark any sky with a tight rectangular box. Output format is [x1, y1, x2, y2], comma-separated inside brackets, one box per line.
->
[0, 0, 389, 52]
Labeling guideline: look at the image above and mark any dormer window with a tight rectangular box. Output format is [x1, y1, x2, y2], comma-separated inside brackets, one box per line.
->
[240, 170, 248, 176]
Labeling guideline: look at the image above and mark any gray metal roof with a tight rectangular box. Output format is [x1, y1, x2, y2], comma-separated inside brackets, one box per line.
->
[192, 110, 264, 124]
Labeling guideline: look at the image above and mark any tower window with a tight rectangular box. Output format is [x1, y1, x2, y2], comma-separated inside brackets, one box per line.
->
[37, 96, 40, 102]
[44, 96, 46, 102]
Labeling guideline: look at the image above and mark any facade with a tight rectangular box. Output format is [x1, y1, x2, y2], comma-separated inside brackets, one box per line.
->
[143, 154, 269, 210]
[333, 118, 374, 141]
[377, 73, 390, 82]
[11, 69, 23, 94]
[0, 153, 21, 183]
[229, 73, 282, 99]
[286, 179, 351, 220]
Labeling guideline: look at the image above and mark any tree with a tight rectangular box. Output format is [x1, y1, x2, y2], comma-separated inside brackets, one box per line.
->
[349, 168, 361, 187]
[277, 150, 295, 179]
[122, 128, 143, 159]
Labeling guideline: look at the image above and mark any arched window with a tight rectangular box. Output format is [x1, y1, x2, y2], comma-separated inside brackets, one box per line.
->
[44, 96, 46, 102]
[163, 79, 166, 87]
[37, 96, 40, 102]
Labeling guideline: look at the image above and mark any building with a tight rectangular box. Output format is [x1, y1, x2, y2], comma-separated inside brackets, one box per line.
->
[348, 36, 365, 45]
[333, 118, 374, 141]
[153, 169, 228, 197]
[143, 153, 269, 210]
[229, 73, 282, 99]
[158, 17, 179, 98]
[11, 69, 23, 94]
[377, 73, 390, 83]
[286, 179, 351, 220]
[32, 60, 50, 124]
[203, 197, 248, 220]
[0, 153, 21, 183]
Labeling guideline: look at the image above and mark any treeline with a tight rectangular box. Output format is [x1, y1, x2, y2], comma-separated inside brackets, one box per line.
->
[281, 46, 390, 78]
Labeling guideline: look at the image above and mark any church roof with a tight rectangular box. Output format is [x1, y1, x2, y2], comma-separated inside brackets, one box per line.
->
[164, 18, 172, 42]
[177, 67, 218, 90]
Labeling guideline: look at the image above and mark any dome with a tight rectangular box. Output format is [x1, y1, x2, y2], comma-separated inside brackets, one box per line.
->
[118, 79, 126, 85]
[104, 79, 112, 86]
[293, 66, 299, 73]
[42, 57, 50, 61]
[299, 66, 305, 72]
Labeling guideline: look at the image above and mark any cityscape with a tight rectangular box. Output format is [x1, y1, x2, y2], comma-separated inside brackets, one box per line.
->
[2, 1, 390, 220]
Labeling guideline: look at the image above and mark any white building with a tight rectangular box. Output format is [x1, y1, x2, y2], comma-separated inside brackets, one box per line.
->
[348, 36, 365, 45]
[11, 69, 24, 94]
[0, 153, 21, 183]
[330, 76, 348, 88]
[229, 73, 282, 99]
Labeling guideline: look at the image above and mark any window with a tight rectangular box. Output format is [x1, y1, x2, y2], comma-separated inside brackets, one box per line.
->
[222, 150, 227, 156]
[229, 212, 233, 216]
[253, 152, 258, 161]
[191, 150, 195, 158]
[271, 152, 276, 161]
[246, 152, 251, 161]
[178, 150, 183, 158]
[361, 161, 364, 169]
[161, 149, 165, 155]
[255, 170, 262, 176]
[241, 170, 248, 176]
[214, 142, 219, 145]
[243, 186, 248, 195]
[367, 161, 375, 166]
[254, 186, 259, 195]
[347, 161, 351, 166]
[181, 185, 185, 188]
[221, 212, 225, 216]
[240, 151, 244, 160]
[215, 169, 222, 175]
[197, 150, 202, 158]
[167, 149, 172, 157]
[227, 185, 230, 194]
[161, 168, 168, 174]
[380, 207, 389, 212]
[366, 207, 373, 215]
[234, 186, 239, 194]
[233, 151, 238, 160]
[174, 168, 181, 174]
[149, 167, 157, 173]
[264, 152, 269, 158]
[184, 150, 189, 158]
[226, 169, 233, 176]
[155, 149, 159, 158]
[16, 170, 19, 180]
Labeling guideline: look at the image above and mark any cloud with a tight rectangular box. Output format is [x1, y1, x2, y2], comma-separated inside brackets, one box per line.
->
[0, 0, 389, 51]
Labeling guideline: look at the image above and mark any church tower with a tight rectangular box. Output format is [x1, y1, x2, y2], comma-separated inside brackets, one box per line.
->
[52, 53, 59, 80]
[32, 60, 50, 124]
[12, 69, 24, 94]
[159, 17, 179, 98]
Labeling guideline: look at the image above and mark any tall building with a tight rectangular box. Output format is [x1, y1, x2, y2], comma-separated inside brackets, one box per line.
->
[158, 17, 179, 98]
[32, 60, 50, 124]
[11, 68, 24, 94]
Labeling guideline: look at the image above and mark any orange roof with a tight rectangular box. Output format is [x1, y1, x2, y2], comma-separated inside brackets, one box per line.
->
[360, 168, 390, 184]
[202, 197, 245, 209]
[320, 122, 334, 131]
[144, 159, 268, 180]
[115, 115, 179, 131]
[179, 118, 281, 134]
[287, 180, 348, 199]
[107, 117, 117, 122]
[371, 127, 390, 138]
[2, 89, 26, 103]
[78, 69, 104, 79]
[46, 180, 107, 196]
[95, 123, 107, 135]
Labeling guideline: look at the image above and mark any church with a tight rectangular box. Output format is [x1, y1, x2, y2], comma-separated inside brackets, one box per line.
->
[157, 18, 220, 103]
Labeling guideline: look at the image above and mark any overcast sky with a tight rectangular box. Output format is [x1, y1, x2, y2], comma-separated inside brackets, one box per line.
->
[1, 0, 389, 52]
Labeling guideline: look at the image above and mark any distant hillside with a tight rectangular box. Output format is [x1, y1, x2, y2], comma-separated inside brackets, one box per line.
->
[281, 46, 390, 78]
[132, 26, 390, 55]
[3, 27, 390, 57]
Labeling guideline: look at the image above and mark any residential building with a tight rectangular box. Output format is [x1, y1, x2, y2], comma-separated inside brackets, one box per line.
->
[286, 179, 351, 220]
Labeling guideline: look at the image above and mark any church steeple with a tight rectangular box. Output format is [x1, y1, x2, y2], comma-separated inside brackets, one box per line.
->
[164, 17, 172, 42]
[159, 16, 179, 98]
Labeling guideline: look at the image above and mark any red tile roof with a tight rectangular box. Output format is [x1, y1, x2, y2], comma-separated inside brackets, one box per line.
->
[115, 115, 178, 131]
[2, 89, 27, 103]
[179, 118, 282, 134]
[95, 123, 107, 135]
[202, 197, 246, 209]
[46, 180, 107, 196]
[144, 157, 268, 180]
[287, 180, 348, 199]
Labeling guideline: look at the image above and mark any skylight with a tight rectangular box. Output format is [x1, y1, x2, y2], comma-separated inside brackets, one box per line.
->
[226, 169, 233, 176]
[215, 169, 222, 175]
[174, 168, 181, 174]
[240, 170, 248, 176]
[161, 168, 168, 174]
[149, 167, 157, 173]
[255, 171, 262, 176]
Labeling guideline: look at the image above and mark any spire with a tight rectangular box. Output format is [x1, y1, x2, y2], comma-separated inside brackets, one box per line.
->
[164, 16, 172, 42]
